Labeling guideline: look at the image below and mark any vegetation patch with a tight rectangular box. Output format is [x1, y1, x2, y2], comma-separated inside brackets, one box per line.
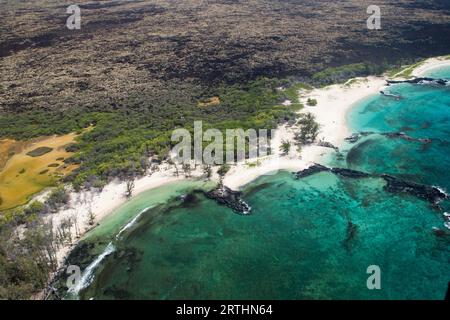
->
[389, 60, 425, 79]
[306, 98, 318, 106]
[26, 147, 53, 157]
[198, 96, 220, 107]
[0, 78, 298, 191]
[295, 113, 320, 144]
[312, 62, 386, 86]
[282, 83, 310, 107]
[0, 133, 80, 210]
[344, 78, 361, 86]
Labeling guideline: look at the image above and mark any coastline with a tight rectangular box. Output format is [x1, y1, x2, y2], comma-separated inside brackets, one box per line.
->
[46, 55, 450, 278]
[223, 75, 387, 190]
[49, 171, 183, 264]
[222, 56, 450, 190]
[411, 56, 450, 77]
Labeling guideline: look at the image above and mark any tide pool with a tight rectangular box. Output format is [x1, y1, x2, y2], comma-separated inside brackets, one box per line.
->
[73, 66, 450, 300]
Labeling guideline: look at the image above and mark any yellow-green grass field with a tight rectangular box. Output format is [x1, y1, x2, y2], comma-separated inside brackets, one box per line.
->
[0, 133, 80, 210]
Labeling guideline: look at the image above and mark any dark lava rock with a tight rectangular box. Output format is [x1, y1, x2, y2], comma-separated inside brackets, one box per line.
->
[293, 163, 330, 179]
[383, 132, 432, 143]
[432, 227, 449, 237]
[317, 140, 339, 151]
[381, 174, 448, 204]
[345, 133, 360, 143]
[178, 192, 199, 207]
[294, 164, 370, 179]
[345, 131, 375, 143]
[346, 131, 431, 144]
[387, 77, 449, 86]
[380, 90, 401, 99]
[204, 186, 251, 215]
[331, 167, 371, 178]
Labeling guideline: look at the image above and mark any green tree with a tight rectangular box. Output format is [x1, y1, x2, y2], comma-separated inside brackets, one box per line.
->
[280, 139, 291, 155]
[203, 165, 212, 180]
[296, 113, 320, 144]
[217, 164, 231, 178]
[306, 98, 317, 106]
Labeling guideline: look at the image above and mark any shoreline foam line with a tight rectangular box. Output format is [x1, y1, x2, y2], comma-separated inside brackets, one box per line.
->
[67, 242, 116, 296]
[115, 205, 155, 240]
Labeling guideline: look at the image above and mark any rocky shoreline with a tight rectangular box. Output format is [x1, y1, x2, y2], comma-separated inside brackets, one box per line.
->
[293, 164, 448, 205]
[386, 77, 449, 86]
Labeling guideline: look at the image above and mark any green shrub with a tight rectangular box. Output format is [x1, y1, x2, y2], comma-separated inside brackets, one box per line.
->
[312, 62, 386, 86]
[0, 78, 298, 188]
[217, 164, 231, 177]
[306, 98, 317, 106]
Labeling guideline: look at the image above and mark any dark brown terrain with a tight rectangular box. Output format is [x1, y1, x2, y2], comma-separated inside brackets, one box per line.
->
[1, 0, 450, 112]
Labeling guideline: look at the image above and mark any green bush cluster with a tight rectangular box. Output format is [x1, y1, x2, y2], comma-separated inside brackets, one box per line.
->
[311, 62, 386, 86]
[0, 78, 300, 190]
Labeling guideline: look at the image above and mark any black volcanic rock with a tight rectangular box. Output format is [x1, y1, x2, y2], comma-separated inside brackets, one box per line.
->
[292, 164, 448, 207]
[331, 167, 371, 178]
[387, 77, 449, 86]
[293, 164, 330, 179]
[317, 140, 339, 151]
[346, 131, 432, 144]
[345, 133, 361, 143]
[204, 186, 251, 215]
[294, 164, 370, 179]
[381, 174, 448, 204]
[2, 1, 450, 113]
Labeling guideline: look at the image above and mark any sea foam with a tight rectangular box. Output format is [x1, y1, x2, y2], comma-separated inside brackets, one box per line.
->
[115, 206, 154, 240]
[68, 242, 116, 295]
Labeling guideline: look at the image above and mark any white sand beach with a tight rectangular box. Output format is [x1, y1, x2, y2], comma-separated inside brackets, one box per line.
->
[412, 56, 450, 77]
[44, 55, 450, 268]
[224, 75, 387, 189]
[49, 167, 184, 263]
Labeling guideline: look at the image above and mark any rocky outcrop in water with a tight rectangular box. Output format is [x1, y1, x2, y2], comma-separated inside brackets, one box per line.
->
[432, 227, 449, 237]
[345, 131, 432, 144]
[204, 186, 251, 215]
[380, 90, 402, 99]
[316, 140, 339, 151]
[331, 168, 371, 178]
[293, 164, 448, 206]
[293, 164, 329, 179]
[383, 132, 432, 143]
[387, 77, 449, 86]
[381, 174, 447, 204]
[345, 132, 375, 143]
[293, 164, 371, 180]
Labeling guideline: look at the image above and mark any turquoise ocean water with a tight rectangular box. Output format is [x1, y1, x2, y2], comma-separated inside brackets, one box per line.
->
[74, 66, 450, 300]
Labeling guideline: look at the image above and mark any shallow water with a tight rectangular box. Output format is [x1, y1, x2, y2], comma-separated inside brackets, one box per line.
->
[76, 67, 450, 300]
[423, 65, 450, 79]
